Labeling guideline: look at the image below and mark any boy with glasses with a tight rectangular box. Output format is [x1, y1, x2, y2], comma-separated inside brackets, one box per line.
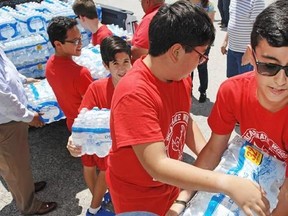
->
[186, 0, 288, 215]
[46, 16, 93, 131]
[106, 1, 270, 215]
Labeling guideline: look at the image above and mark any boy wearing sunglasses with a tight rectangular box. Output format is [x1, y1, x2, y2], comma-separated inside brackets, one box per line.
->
[193, 1, 288, 215]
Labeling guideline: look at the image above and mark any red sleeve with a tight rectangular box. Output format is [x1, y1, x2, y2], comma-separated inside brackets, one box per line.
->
[208, 79, 238, 135]
[131, 17, 151, 49]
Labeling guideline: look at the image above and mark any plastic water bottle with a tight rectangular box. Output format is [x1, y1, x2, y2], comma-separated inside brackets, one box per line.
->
[71, 107, 111, 157]
[0, 15, 21, 42]
[96, 4, 102, 22]
[73, 45, 110, 80]
[24, 79, 65, 123]
[182, 135, 286, 216]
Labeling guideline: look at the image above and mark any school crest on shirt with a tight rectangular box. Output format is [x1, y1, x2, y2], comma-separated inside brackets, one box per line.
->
[165, 111, 189, 160]
[243, 128, 288, 161]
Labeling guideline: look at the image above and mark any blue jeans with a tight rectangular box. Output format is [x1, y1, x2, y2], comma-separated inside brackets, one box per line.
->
[217, 0, 230, 25]
[197, 47, 210, 93]
[226, 49, 253, 78]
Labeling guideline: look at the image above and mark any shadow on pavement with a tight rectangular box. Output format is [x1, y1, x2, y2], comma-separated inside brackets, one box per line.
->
[191, 95, 214, 117]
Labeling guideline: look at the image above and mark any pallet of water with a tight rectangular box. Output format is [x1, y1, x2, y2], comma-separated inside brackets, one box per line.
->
[0, 12, 21, 42]
[71, 107, 111, 158]
[24, 78, 65, 124]
[182, 135, 286, 216]
[2, 34, 49, 78]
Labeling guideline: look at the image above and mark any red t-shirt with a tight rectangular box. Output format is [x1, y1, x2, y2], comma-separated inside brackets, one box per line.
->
[131, 4, 163, 50]
[107, 57, 192, 215]
[208, 71, 288, 176]
[45, 55, 93, 131]
[92, 25, 113, 46]
[79, 77, 114, 111]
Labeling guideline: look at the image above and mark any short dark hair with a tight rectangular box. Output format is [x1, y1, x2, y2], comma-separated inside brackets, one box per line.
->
[148, 0, 215, 57]
[251, 0, 288, 50]
[72, 0, 98, 19]
[100, 36, 131, 66]
[47, 16, 78, 48]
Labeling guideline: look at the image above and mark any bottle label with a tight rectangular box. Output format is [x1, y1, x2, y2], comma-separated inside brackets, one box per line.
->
[244, 145, 263, 165]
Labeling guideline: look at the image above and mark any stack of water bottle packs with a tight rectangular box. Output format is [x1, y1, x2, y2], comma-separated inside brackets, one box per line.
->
[71, 107, 111, 158]
[0, 0, 132, 79]
[73, 44, 110, 80]
[24, 78, 65, 124]
[183, 135, 286, 216]
[0, 0, 77, 78]
[2, 34, 50, 77]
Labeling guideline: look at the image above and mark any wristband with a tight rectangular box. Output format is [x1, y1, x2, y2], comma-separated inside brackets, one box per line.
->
[174, 199, 187, 208]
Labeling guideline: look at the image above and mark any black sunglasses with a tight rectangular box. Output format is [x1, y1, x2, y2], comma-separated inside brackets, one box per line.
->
[253, 51, 288, 77]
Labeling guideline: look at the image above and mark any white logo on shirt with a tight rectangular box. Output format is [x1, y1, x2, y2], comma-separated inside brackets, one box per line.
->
[165, 112, 189, 160]
[242, 128, 288, 160]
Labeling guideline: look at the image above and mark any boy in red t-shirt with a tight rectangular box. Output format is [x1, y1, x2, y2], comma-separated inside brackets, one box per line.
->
[191, 1, 288, 215]
[46, 16, 93, 131]
[105, 1, 270, 215]
[72, 0, 113, 46]
[67, 36, 132, 216]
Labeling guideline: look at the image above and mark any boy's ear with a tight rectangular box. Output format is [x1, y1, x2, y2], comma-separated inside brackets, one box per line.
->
[54, 40, 63, 49]
[246, 45, 256, 67]
[169, 43, 183, 63]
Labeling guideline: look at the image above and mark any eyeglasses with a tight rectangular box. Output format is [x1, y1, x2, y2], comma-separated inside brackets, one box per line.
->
[183, 44, 209, 65]
[193, 48, 209, 65]
[252, 51, 288, 77]
[75, 15, 80, 19]
[64, 37, 82, 46]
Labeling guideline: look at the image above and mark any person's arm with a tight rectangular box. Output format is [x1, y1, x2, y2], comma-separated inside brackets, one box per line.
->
[221, 32, 228, 55]
[132, 138, 270, 216]
[272, 178, 288, 216]
[166, 116, 206, 215]
[194, 133, 230, 169]
[0, 88, 34, 122]
[185, 114, 206, 156]
[18, 73, 40, 84]
[131, 46, 148, 62]
[166, 189, 195, 216]
[66, 135, 82, 157]
[167, 133, 229, 215]
[207, 11, 215, 23]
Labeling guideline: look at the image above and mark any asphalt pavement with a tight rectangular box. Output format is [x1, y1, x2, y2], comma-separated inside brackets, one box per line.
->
[0, 0, 275, 215]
